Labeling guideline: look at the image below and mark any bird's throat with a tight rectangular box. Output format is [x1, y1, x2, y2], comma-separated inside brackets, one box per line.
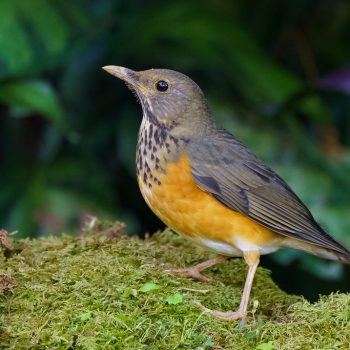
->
[136, 115, 185, 190]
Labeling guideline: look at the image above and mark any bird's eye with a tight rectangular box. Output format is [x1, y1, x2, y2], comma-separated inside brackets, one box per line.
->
[155, 80, 168, 92]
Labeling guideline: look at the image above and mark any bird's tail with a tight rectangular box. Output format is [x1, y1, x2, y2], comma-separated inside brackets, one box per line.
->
[283, 238, 350, 264]
[337, 251, 350, 265]
[332, 251, 350, 265]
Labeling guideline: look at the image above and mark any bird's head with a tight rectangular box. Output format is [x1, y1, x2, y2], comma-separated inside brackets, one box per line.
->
[103, 66, 213, 138]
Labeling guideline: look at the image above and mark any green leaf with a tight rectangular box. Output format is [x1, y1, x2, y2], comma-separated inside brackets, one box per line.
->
[256, 341, 275, 350]
[244, 332, 258, 340]
[0, 80, 64, 123]
[79, 311, 92, 321]
[0, 0, 86, 77]
[139, 282, 160, 293]
[0, 1, 33, 76]
[166, 293, 183, 305]
[204, 336, 214, 347]
[21, 1, 68, 57]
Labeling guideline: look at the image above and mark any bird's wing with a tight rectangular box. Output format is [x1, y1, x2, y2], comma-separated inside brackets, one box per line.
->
[186, 129, 348, 255]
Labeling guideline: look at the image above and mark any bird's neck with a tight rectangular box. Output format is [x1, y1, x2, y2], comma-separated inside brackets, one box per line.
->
[136, 115, 186, 188]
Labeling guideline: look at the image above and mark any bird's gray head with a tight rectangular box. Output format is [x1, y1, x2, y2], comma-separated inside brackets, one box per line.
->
[103, 66, 213, 138]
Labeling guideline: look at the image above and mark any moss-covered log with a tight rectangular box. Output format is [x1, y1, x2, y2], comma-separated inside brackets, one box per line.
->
[0, 222, 349, 349]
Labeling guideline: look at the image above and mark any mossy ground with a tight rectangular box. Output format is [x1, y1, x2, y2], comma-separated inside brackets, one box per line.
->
[0, 222, 349, 350]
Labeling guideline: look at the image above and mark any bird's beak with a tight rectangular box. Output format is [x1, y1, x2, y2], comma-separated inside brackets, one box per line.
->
[102, 65, 151, 94]
[102, 65, 139, 83]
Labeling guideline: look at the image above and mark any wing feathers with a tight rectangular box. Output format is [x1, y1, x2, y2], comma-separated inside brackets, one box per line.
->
[187, 129, 350, 256]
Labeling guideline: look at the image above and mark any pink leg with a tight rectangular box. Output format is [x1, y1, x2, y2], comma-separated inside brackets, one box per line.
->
[195, 251, 260, 323]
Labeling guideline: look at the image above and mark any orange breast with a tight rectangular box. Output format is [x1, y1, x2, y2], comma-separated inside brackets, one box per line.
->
[138, 153, 281, 255]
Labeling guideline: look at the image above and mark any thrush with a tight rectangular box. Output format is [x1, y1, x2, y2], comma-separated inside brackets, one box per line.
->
[103, 66, 350, 323]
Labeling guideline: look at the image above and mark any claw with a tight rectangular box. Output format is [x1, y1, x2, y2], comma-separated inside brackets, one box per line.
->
[194, 300, 244, 322]
[163, 256, 227, 283]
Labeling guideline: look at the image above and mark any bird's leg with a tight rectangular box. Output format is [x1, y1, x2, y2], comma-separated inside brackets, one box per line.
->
[165, 255, 228, 282]
[195, 251, 260, 324]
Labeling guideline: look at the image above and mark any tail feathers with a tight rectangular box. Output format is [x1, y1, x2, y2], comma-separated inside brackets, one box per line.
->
[283, 238, 350, 264]
[310, 247, 350, 264]
[337, 251, 350, 265]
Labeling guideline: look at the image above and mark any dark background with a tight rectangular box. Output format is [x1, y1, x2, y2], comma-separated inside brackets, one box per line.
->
[0, 0, 349, 299]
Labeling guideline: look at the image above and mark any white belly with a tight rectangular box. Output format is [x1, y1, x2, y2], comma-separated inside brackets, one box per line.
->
[199, 237, 280, 256]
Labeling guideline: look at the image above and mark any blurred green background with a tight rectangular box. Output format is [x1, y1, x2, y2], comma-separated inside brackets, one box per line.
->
[0, 0, 349, 298]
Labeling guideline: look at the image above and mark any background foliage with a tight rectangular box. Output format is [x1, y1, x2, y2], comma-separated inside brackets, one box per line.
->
[0, 0, 349, 297]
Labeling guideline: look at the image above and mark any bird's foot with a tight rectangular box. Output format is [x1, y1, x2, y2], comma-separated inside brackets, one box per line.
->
[194, 300, 244, 322]
[165, 267, 213, 283]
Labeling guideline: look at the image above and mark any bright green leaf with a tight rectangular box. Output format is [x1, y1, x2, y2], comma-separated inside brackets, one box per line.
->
[139, 282, 160, 293]
[166, 293, 183, 305]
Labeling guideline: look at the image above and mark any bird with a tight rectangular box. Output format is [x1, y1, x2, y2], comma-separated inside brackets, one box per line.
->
[103, 66, 350, 324]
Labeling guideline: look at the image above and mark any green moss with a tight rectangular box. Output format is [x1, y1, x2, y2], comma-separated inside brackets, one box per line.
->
[0, 223, 349, 349]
